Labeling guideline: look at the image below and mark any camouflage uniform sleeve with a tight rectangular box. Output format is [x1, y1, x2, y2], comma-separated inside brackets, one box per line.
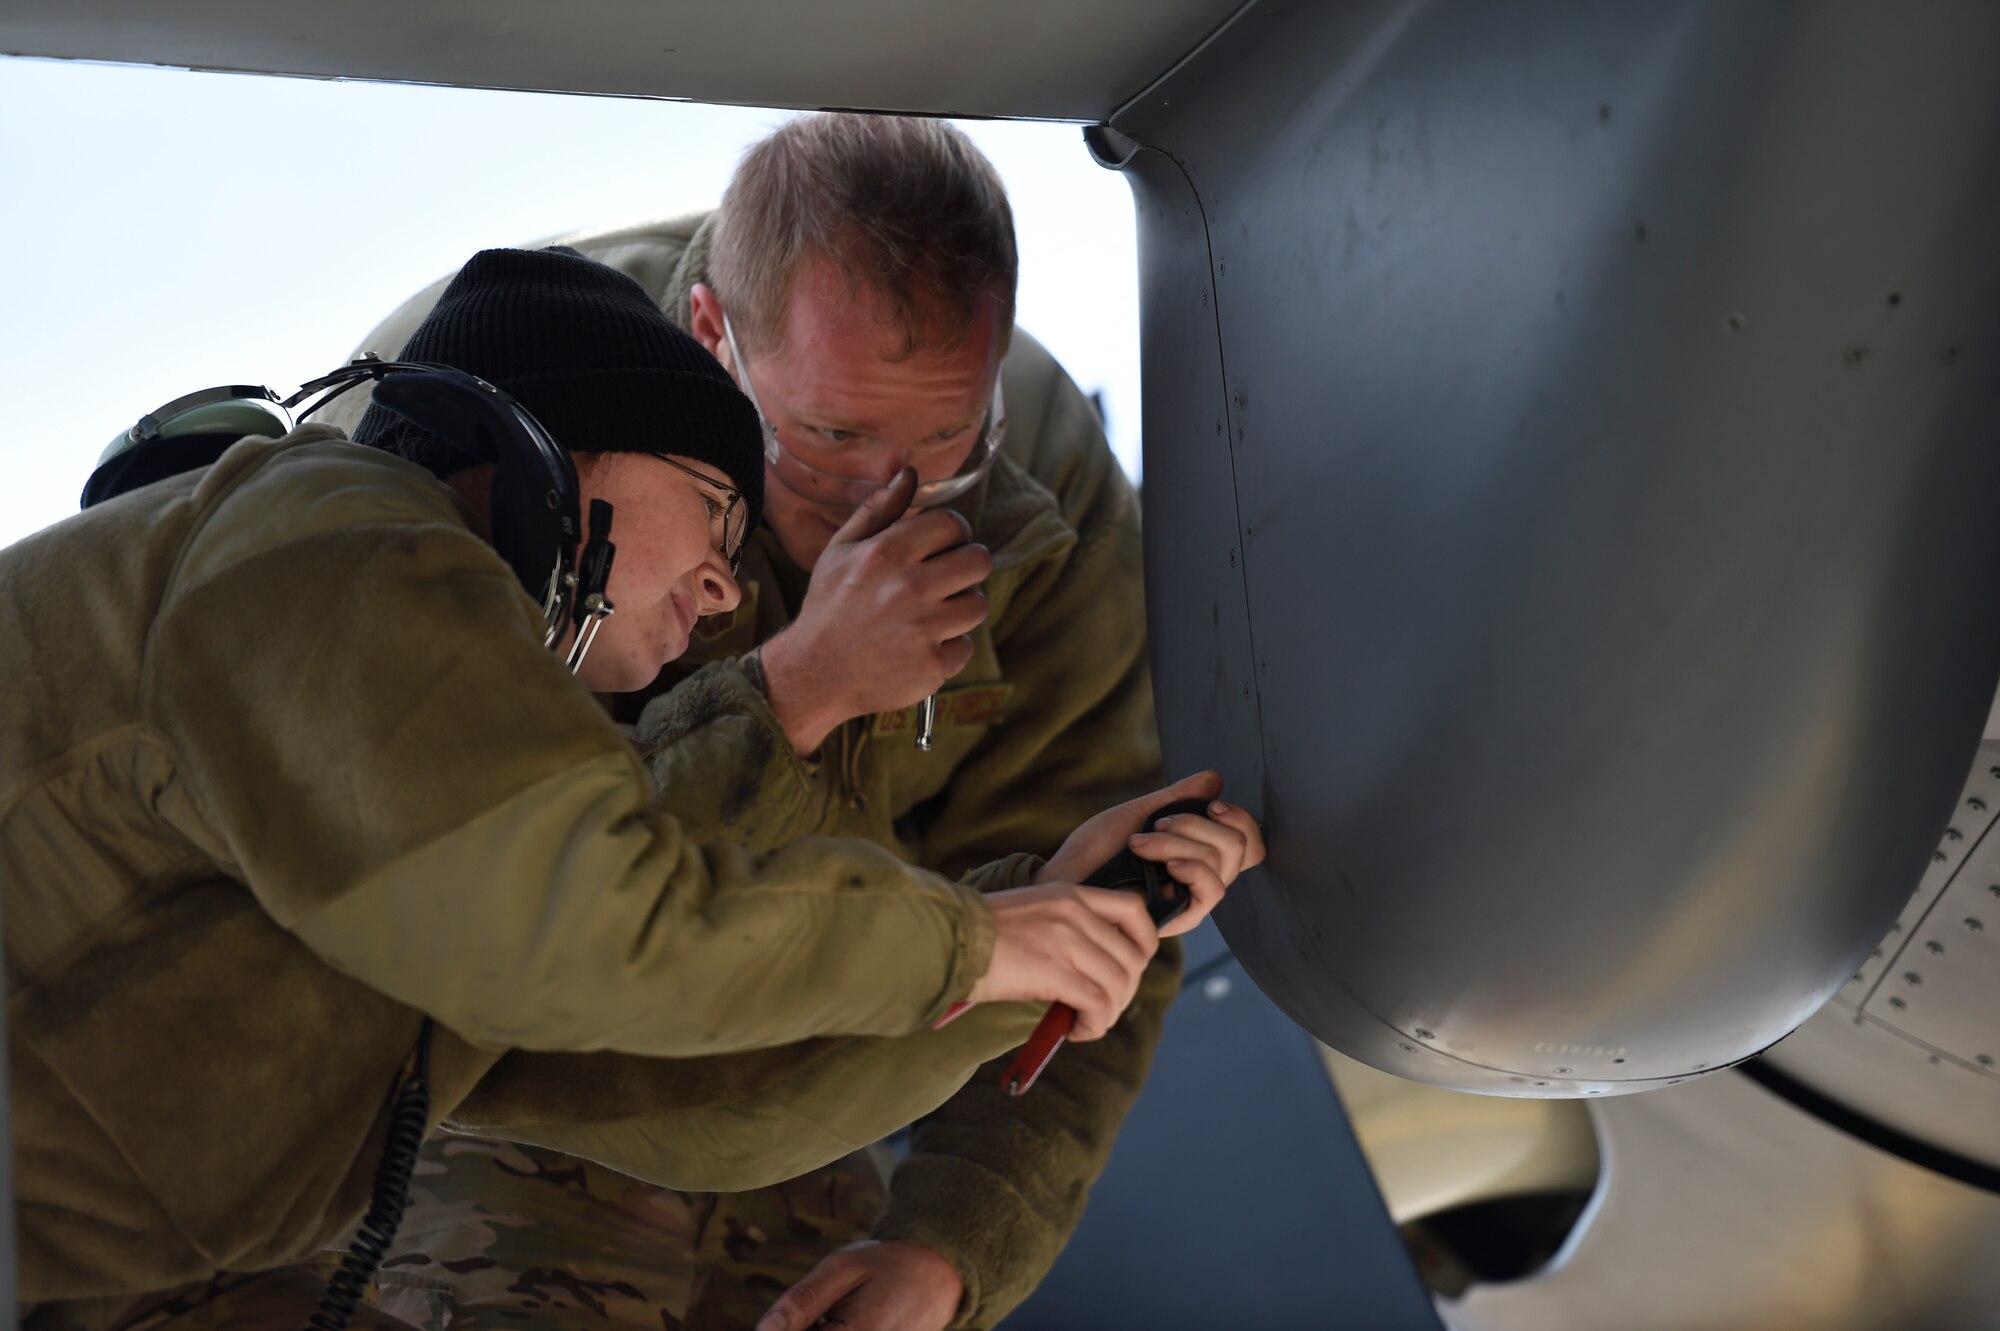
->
[872, 356, 1181, 1329]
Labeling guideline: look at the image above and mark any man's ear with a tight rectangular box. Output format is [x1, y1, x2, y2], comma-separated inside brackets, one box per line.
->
[687, 283, 730, 366]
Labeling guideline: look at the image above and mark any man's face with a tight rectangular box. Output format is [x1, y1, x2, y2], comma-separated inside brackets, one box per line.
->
[695, 259, 1004, 571]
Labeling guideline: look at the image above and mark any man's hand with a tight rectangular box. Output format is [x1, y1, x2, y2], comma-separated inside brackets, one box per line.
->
[964, 882, 1158, 1041]
[1035, 770, 1267, 938]
[757, 1239, 963, 1331]
[760, 468, 991, 755]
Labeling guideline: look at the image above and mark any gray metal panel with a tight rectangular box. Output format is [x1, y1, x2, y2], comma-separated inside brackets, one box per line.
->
[0, 0, 1244, 122]
[1110, 0, 2000, 1096]
[1009, 959, 1441, 1331]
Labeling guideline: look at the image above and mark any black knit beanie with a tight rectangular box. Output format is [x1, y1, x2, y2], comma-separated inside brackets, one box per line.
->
[352, 245, 763, 532]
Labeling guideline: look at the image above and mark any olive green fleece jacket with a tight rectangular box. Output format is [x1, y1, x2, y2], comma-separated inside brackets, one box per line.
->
[1, 432, 1054, 1321]
[324, 213, 1175, 1328]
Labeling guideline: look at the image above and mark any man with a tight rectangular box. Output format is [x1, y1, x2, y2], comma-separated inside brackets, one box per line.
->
[322, 115, 1185, 1329]
[6, 246, 1261, 1331]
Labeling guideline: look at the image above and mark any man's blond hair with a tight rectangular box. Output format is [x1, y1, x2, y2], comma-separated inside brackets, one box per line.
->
[711, 114, 1017, 359]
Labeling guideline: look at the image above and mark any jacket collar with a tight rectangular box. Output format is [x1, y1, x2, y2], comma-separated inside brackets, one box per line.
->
[954, 449, 1076, 574]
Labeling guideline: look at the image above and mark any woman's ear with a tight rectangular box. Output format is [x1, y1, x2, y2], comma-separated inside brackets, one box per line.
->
[443, 462, 497, 524]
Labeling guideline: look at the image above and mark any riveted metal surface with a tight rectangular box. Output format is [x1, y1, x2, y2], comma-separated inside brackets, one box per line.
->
[1111, 0, 2000, 1095]
[1840, 750, 2000, 1002]
[1763, 1002, 2000, 1173]
[1766, 740, 2000, 1172]
[1861, 865, 2000, 1076]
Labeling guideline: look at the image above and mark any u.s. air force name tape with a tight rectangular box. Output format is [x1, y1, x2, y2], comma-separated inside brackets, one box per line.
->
[871, 683, 1014, 737]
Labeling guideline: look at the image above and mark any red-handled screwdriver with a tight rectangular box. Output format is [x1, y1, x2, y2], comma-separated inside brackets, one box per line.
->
[1003, 1004, 1076, 1094]
[931, 797, 1211, 1096]
[929, 994, 1075, 1094]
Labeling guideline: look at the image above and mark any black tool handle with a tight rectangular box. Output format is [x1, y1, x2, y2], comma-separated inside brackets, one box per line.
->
[1083, 797, 1215, 926]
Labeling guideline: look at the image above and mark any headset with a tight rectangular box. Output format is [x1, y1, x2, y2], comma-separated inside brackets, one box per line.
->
[85, 355, 619, 673]
[86, 358, 622, 1331]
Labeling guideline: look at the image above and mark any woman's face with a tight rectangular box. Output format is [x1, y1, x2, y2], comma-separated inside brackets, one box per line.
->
[568, 451, 744, 693]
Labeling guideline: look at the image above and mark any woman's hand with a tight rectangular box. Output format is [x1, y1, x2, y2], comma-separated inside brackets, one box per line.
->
[964, 883, 1158, 1040]
[1035, 770, 1267, 938]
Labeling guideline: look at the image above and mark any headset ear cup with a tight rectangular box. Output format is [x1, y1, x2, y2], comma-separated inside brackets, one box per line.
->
[371, 368, 582, 619]
[487, 448, 573, 618]
[83, 396, 295, 509]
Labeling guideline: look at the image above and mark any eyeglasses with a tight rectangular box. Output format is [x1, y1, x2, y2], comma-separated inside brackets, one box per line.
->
[722, 312, 1006, 513]
[649, 452, 749, 574]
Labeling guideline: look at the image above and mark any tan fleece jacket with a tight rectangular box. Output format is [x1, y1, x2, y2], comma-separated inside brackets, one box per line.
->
[2, 432, 1048, 1316]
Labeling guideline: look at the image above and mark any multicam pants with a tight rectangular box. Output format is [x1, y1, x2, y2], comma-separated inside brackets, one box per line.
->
[104, 1135, 890, 1331]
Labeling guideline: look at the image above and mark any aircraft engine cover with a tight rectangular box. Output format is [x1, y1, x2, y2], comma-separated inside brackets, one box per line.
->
[1105, 0, 2000, 1096]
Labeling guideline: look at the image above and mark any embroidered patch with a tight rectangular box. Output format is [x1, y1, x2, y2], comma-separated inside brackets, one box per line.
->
[871, 682, 1015, 737]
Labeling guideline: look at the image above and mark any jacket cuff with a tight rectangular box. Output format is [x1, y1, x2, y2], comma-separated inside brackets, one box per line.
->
[629, 657, 823, 851]
[872, 1156, 1053, 1330]
[636, 656, 816, 777]
[958, 852, 1044, 895]
[924, 886, 996, 1027]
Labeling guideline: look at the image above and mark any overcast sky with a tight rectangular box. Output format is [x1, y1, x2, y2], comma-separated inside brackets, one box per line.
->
[0, 56, 1140, 552]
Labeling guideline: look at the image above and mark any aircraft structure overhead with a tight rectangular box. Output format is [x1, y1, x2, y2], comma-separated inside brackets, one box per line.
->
[0, 0, 1244, 122]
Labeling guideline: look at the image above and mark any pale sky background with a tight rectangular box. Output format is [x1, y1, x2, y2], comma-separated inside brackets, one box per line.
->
[0, 56, 1140, 552]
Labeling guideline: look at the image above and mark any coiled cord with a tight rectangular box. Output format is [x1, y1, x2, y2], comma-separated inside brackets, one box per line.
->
[306, 1018, 434, 1331]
